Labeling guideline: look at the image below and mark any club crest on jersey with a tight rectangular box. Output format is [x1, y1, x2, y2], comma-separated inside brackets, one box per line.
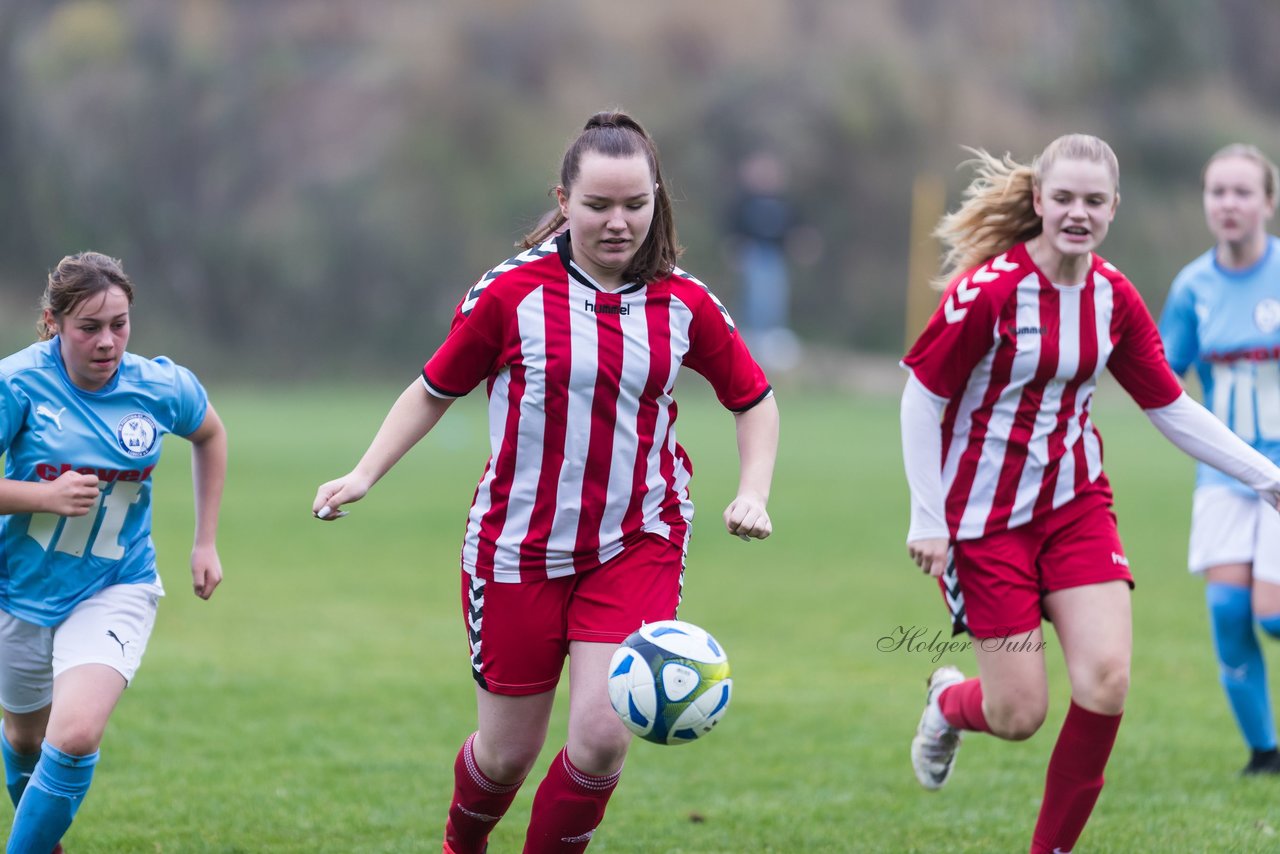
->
[117, 413, 158, 457]
[1255, 298, 1280, 334]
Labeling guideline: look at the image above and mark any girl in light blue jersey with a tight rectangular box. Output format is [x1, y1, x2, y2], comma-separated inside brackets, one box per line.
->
[0, 252, 226, 852]
[1160, 144, 1280, 776]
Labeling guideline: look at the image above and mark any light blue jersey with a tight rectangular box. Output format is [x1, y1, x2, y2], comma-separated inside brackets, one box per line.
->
[0, 338, 207, 626]
[1160, 235, 1280, 494]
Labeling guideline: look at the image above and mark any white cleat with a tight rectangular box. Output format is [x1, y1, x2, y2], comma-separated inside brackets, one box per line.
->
[911, 665, 965, 790]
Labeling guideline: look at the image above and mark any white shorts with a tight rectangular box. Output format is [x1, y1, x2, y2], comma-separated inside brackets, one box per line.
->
[1188, 485, 1280, 583]
[0, 582, 164, 714]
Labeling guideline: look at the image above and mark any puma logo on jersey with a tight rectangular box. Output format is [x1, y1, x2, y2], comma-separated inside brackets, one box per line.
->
[943, 253, 1018, 324]
[34, 404, 65, 430]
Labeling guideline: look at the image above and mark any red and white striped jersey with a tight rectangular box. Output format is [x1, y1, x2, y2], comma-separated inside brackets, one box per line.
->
[424, 232, 772, 582]
[902, 241, 1182, 540]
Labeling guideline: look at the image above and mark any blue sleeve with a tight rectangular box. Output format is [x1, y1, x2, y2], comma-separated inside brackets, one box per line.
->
[1157, 276, 1199, 376]
[155, 359, 209, 437]
[0, 373, 25, 456]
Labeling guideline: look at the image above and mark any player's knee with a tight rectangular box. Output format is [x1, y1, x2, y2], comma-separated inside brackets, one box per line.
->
[44, 723, 105, 758]
[1094, 662, 1130, 710]
[985, 700, 1046, 741]
[1, 719, 44, 756]
[1070, 658, 1130, 715]
[568, 721, 630, 775]
[482, 748, 541, 785]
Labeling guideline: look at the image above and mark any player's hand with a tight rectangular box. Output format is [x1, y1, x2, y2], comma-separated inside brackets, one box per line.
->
[43, 471, 101, 516]
[312, 475, 370, 521]
[907, 537, 950, 578]
[190, 543, 222, 600]
[724, 493, 771, 541]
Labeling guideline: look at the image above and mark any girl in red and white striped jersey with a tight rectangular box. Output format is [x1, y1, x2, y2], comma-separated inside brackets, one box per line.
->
[313, 111, 778, 854]
[900, 135, 1280, 854]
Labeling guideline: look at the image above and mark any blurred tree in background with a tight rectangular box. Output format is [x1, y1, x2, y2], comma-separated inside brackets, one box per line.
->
[1, 0, 1279, 379]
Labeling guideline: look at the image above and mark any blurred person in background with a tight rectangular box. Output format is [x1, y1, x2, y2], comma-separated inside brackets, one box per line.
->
[313, 110, 778, 854]
[0, 252, 226, 853]
[724, 149, 809, 372]
[899, 134, 1280, 853]
[1159, 143, 1280, 776]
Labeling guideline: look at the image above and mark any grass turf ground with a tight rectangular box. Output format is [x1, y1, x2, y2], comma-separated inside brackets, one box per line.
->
[27, 376, 1280, 852]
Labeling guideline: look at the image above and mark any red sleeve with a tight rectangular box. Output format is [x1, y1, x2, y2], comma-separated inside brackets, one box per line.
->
[901, 269, 1004, 400]
[1105, 279, 1184, 409]
[422, 285, 505, 398]
[681, 289, 771, 412]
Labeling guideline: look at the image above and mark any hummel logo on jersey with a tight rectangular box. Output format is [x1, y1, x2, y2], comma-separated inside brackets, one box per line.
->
[106, 630, 131, 656]
[1015, 326, 1046, 335]
[34, 404, 65, 430]
[584, 299, 630, 316]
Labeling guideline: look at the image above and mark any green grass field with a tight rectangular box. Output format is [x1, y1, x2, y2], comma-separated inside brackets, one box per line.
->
[34, 377, 1280, 852]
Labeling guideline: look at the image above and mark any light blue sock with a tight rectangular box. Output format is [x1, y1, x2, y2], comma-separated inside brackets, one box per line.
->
[1207, 583, 1277, 751]
[0, 725, 38, 808]
[6, 742, 97, 854]
[1257, 613, 1280, 640]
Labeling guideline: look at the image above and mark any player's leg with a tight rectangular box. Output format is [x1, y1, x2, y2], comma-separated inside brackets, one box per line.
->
[443, 689, 555, 854]
[0, 613, 54, 810]
[1190, 486, 1277, 771]
[522, 534, 684, 854]
[8, 583, 158, 854]
[912, 633, 1049, 791]
[912, 529, 1049, 790]
[445, 573, 564, 854]
[7, 665, 121, 854]
[1204, 564, 1279, 772]
[0, 710, 46, 811]
[1242, 495, 1280, 773]
[522, 642, 629, 854]
[1033, 580, 1130, 854]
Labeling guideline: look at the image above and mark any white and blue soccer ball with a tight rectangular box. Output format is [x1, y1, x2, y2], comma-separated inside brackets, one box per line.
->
[607, 620, 732, 745]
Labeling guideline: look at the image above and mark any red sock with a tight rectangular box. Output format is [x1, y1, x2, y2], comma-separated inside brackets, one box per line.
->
[522, 747, 621, 854]
[445, 733, 523, 854]
[938, 678, 990, 733]
[1030, 701, 1122, 854]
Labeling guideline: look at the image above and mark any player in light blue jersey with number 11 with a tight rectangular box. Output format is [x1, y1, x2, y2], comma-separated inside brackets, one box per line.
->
[0, 252, 227, 852]
[1160, 144, 1280, 776]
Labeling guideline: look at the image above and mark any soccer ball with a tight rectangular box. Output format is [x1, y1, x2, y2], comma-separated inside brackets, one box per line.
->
[607, 620, 732, 745]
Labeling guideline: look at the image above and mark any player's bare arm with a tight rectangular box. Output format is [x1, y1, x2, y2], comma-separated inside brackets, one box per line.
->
[725, 395, 778, 540]
[187, 404, 227, 599]
[0, 470, 100, 517]
[313, 380, 454, 519]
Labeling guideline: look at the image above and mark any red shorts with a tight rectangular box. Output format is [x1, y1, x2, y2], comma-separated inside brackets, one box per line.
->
[461, 533, 686, 696]
[947, 492, 1133, 639]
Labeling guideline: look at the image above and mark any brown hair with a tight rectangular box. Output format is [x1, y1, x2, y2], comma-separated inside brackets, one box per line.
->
[521, 110, 683, 284]
[932, 134, 1120, 286]
[37, 252, 134, 341]
[1203, 143, 1278, 203]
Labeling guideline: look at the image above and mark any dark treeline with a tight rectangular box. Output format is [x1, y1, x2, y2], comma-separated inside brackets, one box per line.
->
[2, 0, 1279, 379]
